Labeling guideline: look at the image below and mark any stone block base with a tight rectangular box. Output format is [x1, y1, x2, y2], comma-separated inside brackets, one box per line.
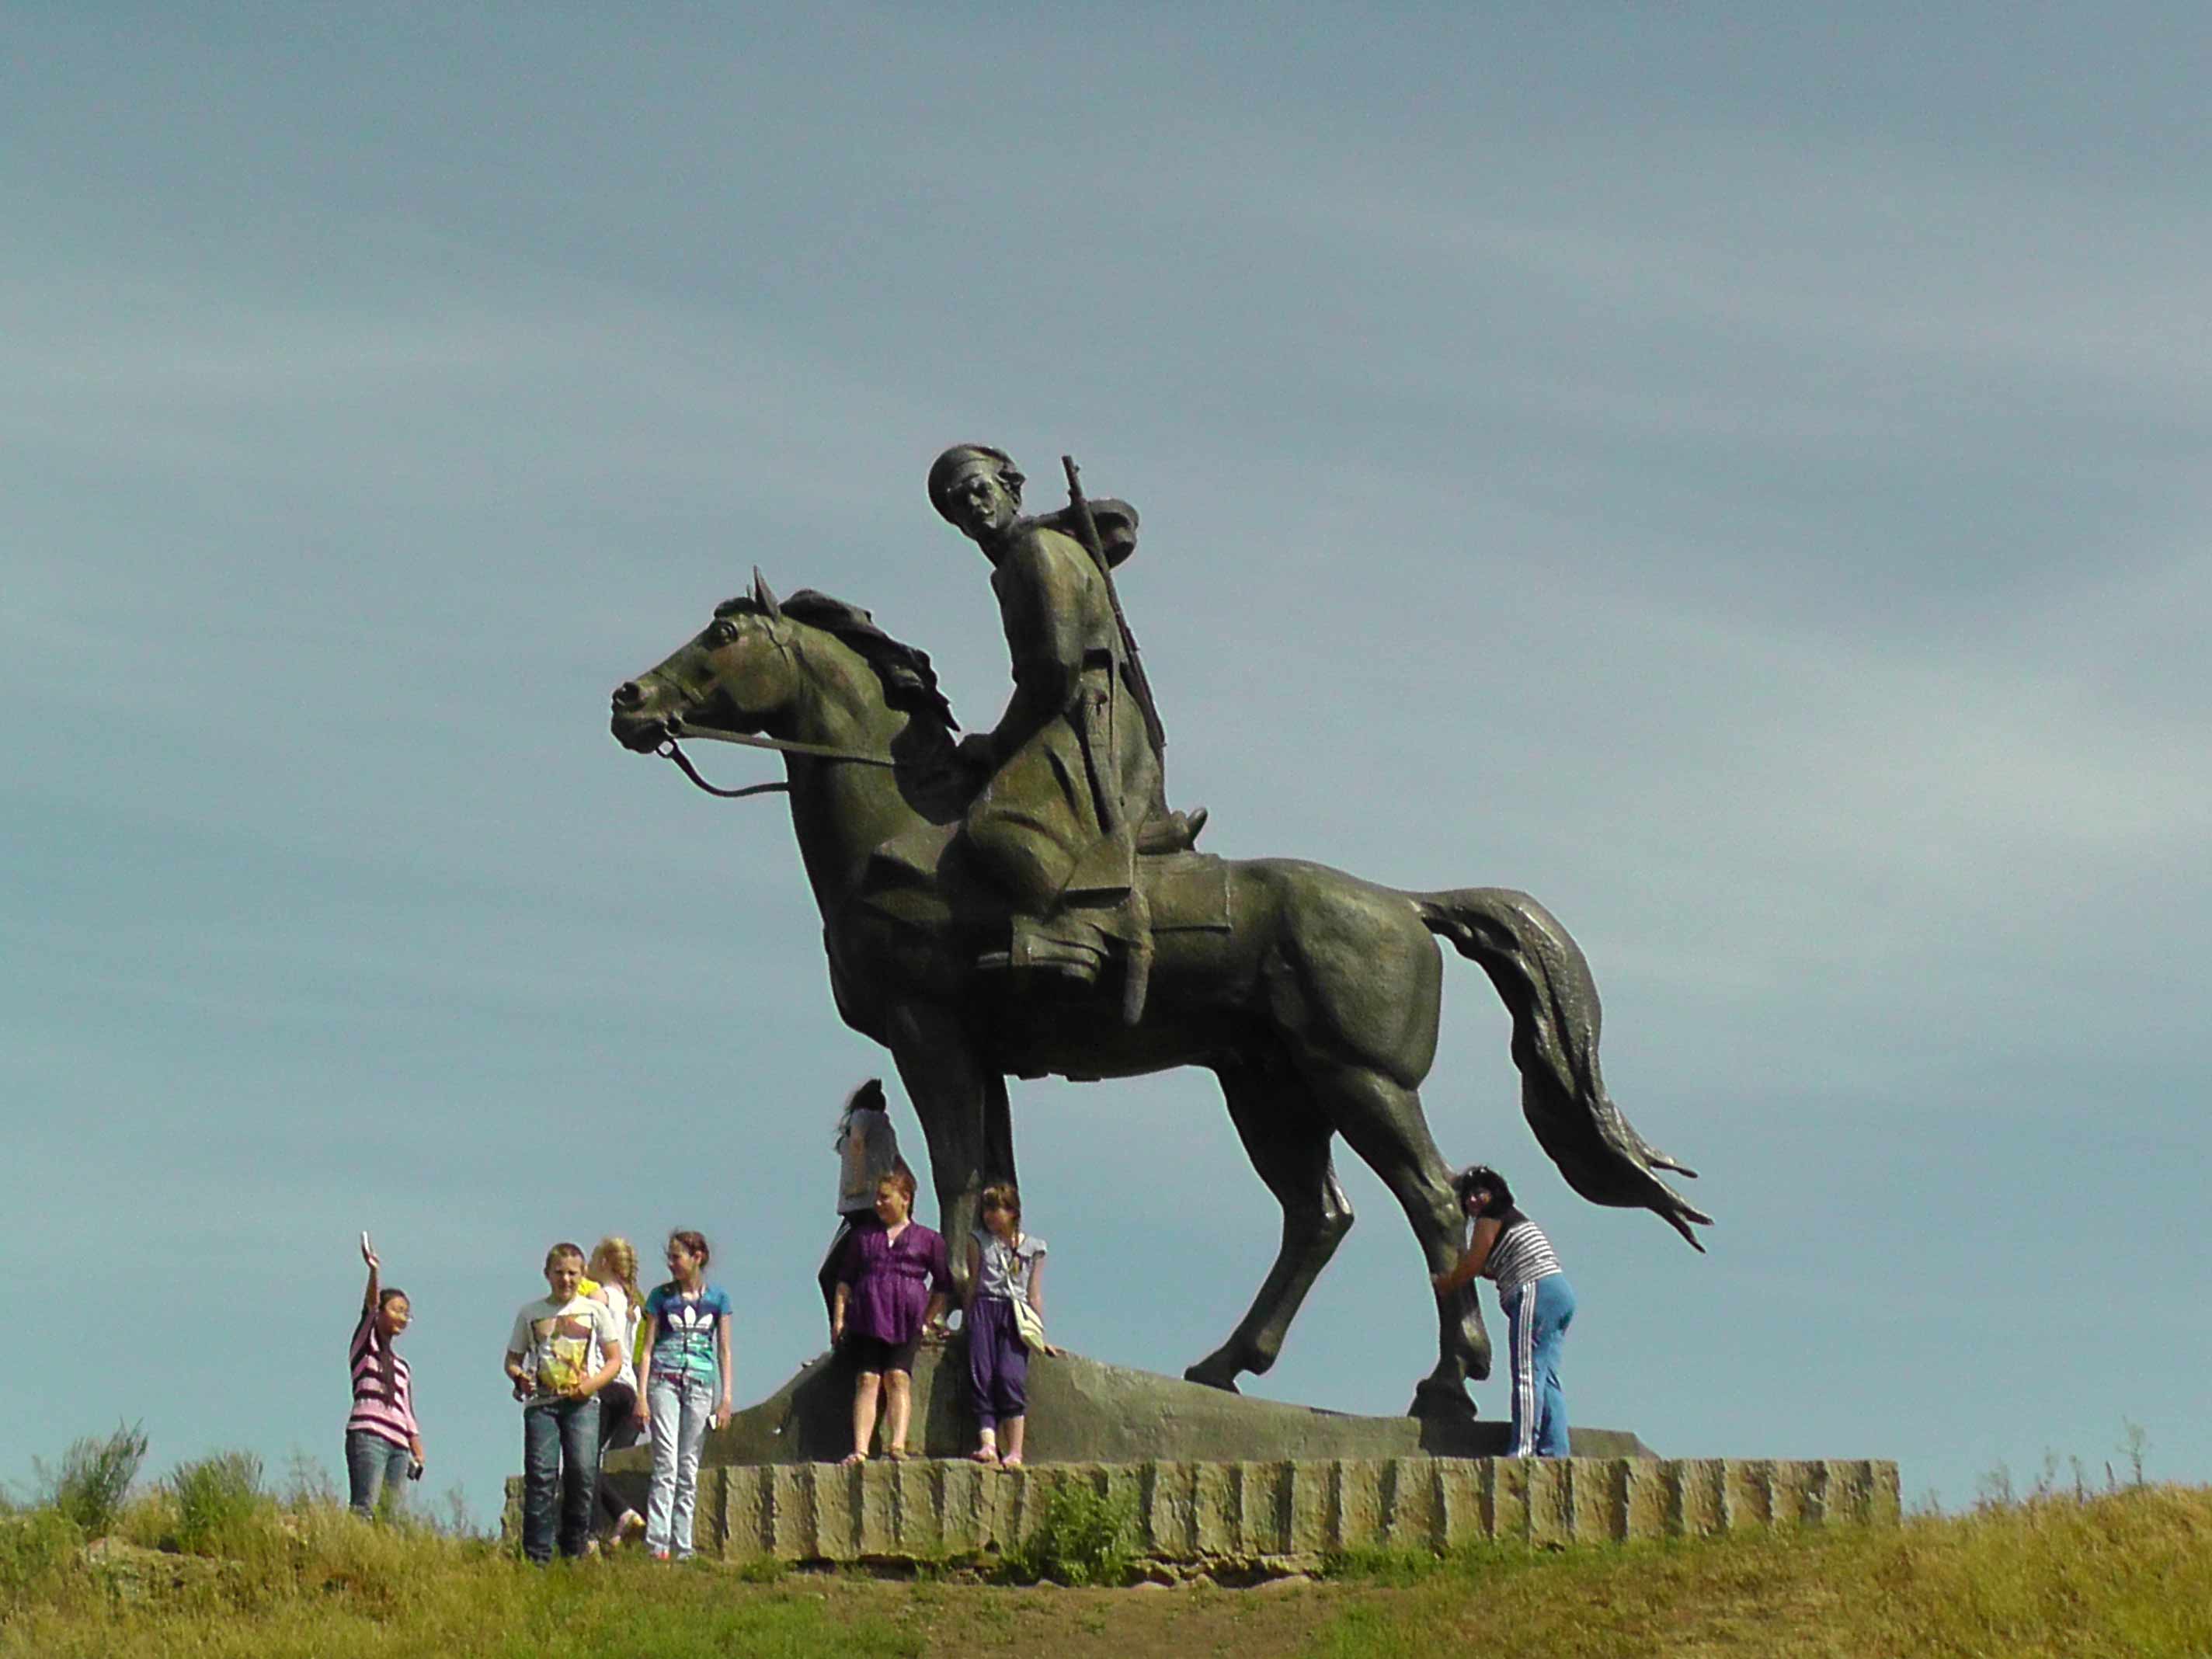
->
[502, 1455, 1898, 1564]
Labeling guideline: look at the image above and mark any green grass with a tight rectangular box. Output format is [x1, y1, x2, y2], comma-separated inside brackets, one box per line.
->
[996, 1478, 1139, 1586]
[1308, 1483, 2212, 1658]
[169, 1451, 270, 1557]
[5, 1452, 2210, 1658]
[28, 1423, 147, 1540]
[0, 1506, 922, 1659]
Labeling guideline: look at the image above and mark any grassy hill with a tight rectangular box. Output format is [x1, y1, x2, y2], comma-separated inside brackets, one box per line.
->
[5, 1440, 2208, 1658]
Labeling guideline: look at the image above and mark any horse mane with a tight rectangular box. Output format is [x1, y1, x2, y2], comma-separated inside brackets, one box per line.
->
[715, 589, 960, 736]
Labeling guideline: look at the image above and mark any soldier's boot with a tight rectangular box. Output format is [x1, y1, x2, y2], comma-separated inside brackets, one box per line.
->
[976, 913, 1108, 986]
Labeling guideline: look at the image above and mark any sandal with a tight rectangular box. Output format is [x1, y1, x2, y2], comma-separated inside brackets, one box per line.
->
[884, 1447, 910, 1462]
[1000, 1454, 1024, 1469]
[970, 1446, 1001, 1466]
[837, 1452, 868, 1468]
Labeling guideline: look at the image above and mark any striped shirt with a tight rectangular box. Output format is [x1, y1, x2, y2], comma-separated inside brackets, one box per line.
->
[1480, 1212, 1563, 1289]
[348, 1310, 419, 1449]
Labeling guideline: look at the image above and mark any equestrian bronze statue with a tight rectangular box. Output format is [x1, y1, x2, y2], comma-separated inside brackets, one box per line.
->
[609, 449, 1709, 1418]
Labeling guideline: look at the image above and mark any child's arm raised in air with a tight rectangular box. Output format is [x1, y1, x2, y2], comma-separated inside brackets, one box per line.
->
[359, 1233, 381, 1313]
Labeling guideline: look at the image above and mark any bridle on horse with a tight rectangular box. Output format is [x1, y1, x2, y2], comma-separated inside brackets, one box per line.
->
[656, 729, 901, 800]
[651, 610, 909, 800]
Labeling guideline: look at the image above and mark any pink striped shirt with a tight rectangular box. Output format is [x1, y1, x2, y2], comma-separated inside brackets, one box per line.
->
[348, 1311, 419, 1449]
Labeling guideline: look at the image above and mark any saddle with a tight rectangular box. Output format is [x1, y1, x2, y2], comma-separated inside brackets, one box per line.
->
[851, 819, 1233, 976]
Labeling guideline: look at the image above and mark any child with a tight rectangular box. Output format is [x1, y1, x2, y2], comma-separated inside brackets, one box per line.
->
[831, 1169, 950, 1466]
[1431, 1164, 1577, 1458]
[586, 1236, 648, 1546]
[963, 1183, 1047, 1468]
[635, 1229, 733, 1562]
[346, 1232, 425, 1518]
[503, 1241, 625, 1563]
[817, 1079, 910, 1331]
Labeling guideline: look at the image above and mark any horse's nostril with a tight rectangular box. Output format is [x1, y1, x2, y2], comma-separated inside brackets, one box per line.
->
[613, 681, 644, 710]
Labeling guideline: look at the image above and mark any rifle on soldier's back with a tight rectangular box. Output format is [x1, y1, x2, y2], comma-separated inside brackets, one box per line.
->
[1062, 454, 1167, 757]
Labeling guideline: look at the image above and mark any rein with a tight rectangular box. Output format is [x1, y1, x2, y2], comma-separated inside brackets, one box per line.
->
[657, 729, 900, 802]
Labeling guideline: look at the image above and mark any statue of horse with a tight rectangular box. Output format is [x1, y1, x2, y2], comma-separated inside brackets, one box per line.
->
[610, 574, 1709, 1417]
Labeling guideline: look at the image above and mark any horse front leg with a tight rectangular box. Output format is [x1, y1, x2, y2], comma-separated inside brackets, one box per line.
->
[885, 1001, 995, 1301]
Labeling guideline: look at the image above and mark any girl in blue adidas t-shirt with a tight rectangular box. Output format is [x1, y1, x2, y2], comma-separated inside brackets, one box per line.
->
[635, 1229, 733, 1560]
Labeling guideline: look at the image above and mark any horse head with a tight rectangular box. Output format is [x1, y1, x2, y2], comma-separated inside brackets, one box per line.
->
[608, 570, 805, 753]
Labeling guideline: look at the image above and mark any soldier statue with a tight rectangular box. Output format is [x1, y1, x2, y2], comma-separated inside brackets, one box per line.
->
[613, 443, 1713, 1409]
[928, 443, 1205, 1014]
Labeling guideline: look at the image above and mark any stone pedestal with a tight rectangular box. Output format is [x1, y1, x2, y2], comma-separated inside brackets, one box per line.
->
[631, 1344, 1655, 1471]
[497, 1350, 1897, 1565]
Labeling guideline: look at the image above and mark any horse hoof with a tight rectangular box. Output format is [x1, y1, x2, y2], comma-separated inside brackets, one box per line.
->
[1183, 1365, 1241, 1394]
[1407, 1382, 1476, 1422]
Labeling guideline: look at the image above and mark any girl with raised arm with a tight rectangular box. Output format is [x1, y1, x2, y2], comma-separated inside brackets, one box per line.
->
[346, 1232, 424, 1518]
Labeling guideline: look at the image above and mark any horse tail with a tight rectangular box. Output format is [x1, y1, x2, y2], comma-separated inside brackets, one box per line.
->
[1413, 887, 1713, 1250]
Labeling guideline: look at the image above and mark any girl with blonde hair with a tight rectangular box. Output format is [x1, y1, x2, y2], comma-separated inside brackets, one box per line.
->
[587, 1236, 647, 1544]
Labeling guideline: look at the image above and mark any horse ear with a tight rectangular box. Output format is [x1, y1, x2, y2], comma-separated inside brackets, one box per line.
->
[751, 566, 783, 620]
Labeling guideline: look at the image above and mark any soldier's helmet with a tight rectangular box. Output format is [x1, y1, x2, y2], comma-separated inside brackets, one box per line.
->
[928, 443, 1024, 523]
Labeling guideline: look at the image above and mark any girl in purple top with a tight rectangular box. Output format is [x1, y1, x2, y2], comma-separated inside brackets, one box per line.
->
[831, 1168, 950, 1466]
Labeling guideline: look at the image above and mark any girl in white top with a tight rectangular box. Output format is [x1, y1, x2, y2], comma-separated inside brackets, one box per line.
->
[963, 1181, 1048, 1468]
[817, 1079, 911, 1333]
[588, 1236, 647, 1543]
[1430, 1165, 1577, 1458]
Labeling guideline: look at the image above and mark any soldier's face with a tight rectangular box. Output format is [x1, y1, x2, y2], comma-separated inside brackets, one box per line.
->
[946, 466, 1016, 541]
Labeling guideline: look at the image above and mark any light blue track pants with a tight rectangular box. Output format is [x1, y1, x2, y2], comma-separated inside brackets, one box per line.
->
[1501, 1273, 1576, 1458]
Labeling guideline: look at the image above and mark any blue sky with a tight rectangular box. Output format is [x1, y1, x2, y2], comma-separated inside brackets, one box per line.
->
[6, 4, 2208, 1523]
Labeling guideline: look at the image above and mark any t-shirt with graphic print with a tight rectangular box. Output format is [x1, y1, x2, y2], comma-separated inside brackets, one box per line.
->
[506, 1292, 622, 1400]
[644, 1283, 735, 1387]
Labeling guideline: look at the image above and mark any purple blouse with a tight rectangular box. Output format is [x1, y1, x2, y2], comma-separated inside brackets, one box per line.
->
[837, 1219, 951, 1343]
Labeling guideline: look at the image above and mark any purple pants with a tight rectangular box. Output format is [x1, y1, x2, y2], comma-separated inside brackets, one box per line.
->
[967, 1296, 1029, 1430]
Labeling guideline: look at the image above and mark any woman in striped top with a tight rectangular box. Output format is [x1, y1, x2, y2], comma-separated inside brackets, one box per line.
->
[347, 1232, 425, 1518]
[1431, 1166, 1577, 1459]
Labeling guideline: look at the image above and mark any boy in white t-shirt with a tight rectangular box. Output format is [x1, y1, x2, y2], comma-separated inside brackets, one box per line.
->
[503, 1241, 624, 1563]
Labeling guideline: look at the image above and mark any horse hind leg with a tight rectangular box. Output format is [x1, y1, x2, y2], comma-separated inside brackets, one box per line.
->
[1305, 1059, 1490, 1418]
[1184, 1063, 1353, 1393]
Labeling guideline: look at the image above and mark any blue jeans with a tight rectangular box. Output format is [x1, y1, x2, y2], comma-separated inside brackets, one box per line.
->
[345, 1429, 410, 1521]
[646, 1371, 715, 1558]
[1502, 1274, 1576, 1458]
[520, 1396, 602, 1563]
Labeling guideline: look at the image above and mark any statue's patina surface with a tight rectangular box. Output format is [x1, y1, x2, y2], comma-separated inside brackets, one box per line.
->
[610, 450, 1709, 1417]
[928, 445, 1201, 1018]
